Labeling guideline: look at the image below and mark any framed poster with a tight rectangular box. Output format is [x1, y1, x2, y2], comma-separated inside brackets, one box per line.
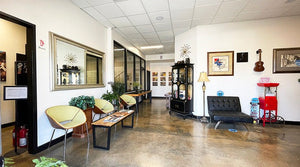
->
[3, 86, 28, 100]
[273, 48, 300, 73]
[207, 51, 234, 76]
[0, 51, 7, 81]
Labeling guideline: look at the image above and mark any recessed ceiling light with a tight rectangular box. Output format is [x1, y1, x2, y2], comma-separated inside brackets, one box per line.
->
[140, 45, 163, 49]
[156, 16, 164, 21]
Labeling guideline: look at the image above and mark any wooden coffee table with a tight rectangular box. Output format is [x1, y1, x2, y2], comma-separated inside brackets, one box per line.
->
[91, 110, 134, 150]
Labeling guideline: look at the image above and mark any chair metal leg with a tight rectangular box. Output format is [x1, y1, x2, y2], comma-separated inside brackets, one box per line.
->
[215, 121, 222, 130]
[63, 129, 68, 161]
[85, 122, 90, 145]
[48, 129, 56, 149]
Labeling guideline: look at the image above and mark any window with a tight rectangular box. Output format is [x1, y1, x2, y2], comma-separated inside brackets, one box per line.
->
[50, 32, 104, 90]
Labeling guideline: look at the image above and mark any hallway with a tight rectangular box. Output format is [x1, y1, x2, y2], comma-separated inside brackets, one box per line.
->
[2, 98, 300, 167]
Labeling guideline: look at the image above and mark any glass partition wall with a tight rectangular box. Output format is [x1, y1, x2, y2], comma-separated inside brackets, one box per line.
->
[113, 41, 146, 92]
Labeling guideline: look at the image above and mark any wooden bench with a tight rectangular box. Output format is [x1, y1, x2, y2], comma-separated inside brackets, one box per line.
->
[91, 110, 134, 150]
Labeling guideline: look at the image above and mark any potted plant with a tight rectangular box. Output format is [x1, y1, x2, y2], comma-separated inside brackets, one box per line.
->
[101, 90, 117, 105]
[69, 95, 95, 110]
[32, 156, 68, 167]
[111, 82, 125, 107]
[133, 82, 140, 92]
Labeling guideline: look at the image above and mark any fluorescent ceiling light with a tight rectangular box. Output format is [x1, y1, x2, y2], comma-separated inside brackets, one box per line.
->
[140, 45, 163, 49]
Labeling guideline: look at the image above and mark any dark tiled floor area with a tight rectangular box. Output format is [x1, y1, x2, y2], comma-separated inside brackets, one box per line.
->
[2, 98, 300, 166]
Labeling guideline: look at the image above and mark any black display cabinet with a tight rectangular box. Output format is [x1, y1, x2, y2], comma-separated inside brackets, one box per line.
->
[170, 63, 194, 118]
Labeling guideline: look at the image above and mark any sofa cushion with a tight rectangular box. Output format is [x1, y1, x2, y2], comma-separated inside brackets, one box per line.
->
[211, 111, 253, 123]
[207, 96, 241, 112]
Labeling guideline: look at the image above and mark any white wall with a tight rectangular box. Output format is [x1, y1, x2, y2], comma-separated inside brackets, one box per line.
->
[0, 0, 110, 146]
[175, 16, 300, 121]
[149, 62, 173, 97]
[0, 19, 26, 124]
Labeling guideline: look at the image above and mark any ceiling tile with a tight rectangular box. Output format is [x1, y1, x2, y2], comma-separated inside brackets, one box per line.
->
[148, 11, 171, 23]
[95, 3, 124, 18]
[169, 0, 195, 10]
[142, 32, 158, 38]
[191, 18, 212, 27]
[212, 17, 234, 24]
[153, 22, 172, 32]
[130, 38, 147, 43]
[195, 0, 222, 6]
[171, 9, 194, 21]
[86, 0, 113, 6]
[109, 17, 132, 27]
[193, 5, 219, 19]
[117, 26, 139, 34]
[157, 31, 174, 41]
[146, 38, 161, 44]
[215, 0, 248, 18]
[135, 25, 155, 33]
[116, 0, 146, 15]
[128, 14, 151, 26]
[141, 0, 169, 13]
[172, 20, 191, 29]
[83, 7, 106, 22]
[71, 0, 91, 8]
[174, 27, 190, 36]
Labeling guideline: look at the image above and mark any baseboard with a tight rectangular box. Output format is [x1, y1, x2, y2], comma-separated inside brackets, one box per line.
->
[34, 132, 73, 154]
[1, 122, 15, 128]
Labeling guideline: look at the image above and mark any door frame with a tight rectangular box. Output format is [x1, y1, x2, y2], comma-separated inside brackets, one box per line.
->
[0, 11, 37, 154]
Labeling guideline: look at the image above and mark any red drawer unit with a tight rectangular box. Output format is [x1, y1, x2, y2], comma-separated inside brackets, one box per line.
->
[257, 83, 279, 127]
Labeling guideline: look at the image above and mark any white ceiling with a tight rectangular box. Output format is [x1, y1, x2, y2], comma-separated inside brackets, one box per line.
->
[72, 0, 300, 55]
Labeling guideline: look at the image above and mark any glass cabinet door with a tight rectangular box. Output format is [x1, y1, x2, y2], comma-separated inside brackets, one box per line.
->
[172, 68, 178, 83]
[188, 67, 193, 83]
[179, 68, 185, 83]
[172, 84, 178, 98]
[188, 84, 193, 100]
[179, 84, 186, 100]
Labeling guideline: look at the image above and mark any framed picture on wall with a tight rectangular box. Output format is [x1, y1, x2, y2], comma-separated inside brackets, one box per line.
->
[207, 51, 234, 76]
[273, 47, 300, 73]
[160, 82, 166, 86]
[152, 82, 158, 86]
[0, 51, 7, 81]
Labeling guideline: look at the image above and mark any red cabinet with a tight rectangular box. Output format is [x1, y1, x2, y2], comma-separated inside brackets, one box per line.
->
[257, 83, 279, 127]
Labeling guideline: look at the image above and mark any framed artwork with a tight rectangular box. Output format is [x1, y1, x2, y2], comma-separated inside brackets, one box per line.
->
[273, 48, 300, 73]
[207, 51, 234, 76]
[152, 82, 158, 86]
[160, 72, 166, 77]
[237, 52, 248, 62]
[0, 51, 7, 81]
[160, 82, 166, 86]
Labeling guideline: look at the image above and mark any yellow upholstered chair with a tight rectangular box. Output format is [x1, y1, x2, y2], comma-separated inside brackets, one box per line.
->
[93, 99, 115, 121]
[120, 94, 136, 110]
[45, 105, 89, 161]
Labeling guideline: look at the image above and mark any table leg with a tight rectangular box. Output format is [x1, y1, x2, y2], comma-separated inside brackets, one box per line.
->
[150, 92, 152, 103]
[121, 113, 134, 128]
[92, 126, 111, 150]
[135, 96, 139, 113]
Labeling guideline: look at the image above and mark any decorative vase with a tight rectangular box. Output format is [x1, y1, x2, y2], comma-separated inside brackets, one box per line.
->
[185, 58, 190, 64]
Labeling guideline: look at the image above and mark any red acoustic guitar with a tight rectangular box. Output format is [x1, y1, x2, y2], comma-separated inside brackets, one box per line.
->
[254, 49, 265, 72]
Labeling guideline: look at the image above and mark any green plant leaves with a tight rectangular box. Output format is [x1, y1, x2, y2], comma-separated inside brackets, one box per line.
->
[32, 156, 68, 167]
[69, 95, 95, 110]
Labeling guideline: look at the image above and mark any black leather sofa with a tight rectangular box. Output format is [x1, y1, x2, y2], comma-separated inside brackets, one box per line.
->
[207, 96, 253, 129]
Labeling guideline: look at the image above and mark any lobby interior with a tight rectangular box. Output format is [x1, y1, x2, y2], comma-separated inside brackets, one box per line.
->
[1, 0, 300, 166]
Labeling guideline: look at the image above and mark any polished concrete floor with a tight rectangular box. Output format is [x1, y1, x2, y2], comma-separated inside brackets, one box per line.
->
[2, 98, 300, 167]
